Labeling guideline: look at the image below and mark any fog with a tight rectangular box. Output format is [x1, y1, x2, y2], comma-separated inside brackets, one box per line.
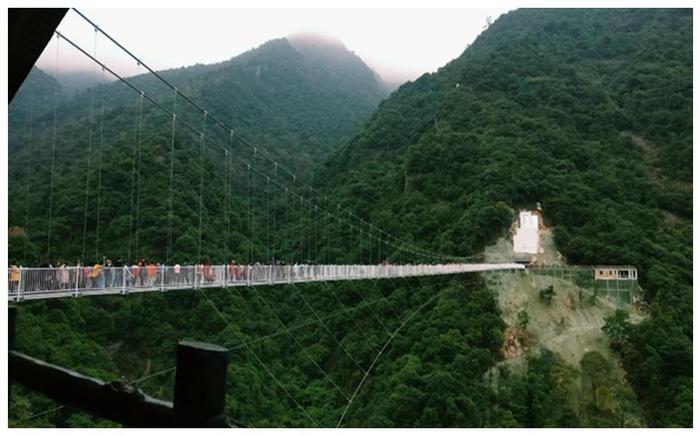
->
[36, 8, 509, 88]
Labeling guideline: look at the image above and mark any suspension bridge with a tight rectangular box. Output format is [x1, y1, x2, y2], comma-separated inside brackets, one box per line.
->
[9, 9, 529, 427]
[7, 262, 525, 301]
[7, 8, 527, 303]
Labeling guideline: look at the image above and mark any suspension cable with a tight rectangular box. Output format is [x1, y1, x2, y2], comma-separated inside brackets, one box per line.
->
[68, 9, 474, 263]
[80, 28, 98, 264]
[94, 66, 105, 261]
[23, 89, 34, 262]
[46, 34, 60, 263]
[127, 87, 143, 263]
[336, 277, 452, 427]
[197, 111, 207, 263]
[166, 90, 177, 263]
[196, 286, 319, 427]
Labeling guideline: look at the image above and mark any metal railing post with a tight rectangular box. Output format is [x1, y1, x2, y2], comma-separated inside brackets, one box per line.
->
[17, 267, 23, 302]
[122, 266, 128, 295]
[160, 265, 166, 292]
[74, 266, 80, 298]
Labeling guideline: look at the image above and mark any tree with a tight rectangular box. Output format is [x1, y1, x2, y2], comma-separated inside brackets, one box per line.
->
[539, 285, 555, 306]
[602, 310, 631, 351]
[516, 309, 529, 330]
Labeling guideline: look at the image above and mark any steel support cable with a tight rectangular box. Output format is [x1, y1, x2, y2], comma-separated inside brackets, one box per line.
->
[225, 293, 399, 353]
[56, 29, 475, 264]
[347, 280, 393, 336]
[225, 134, 232, 264]
[299, 193, 304, 263]
[367, 277, 403, 323]
[70, 9, 468, 263]
[234, 285, 350, 401]
[46, 34, 60, 262]
[266, 175, 270, 263]
[134, 94, 145, 258]
[127, 90, 142, 263]
[23, 90, 34, 261]
[195, 287, 319, 427]
[272, 163, 278, 263]
[246, 162, 252, 264]
[80, 28, 98, 263]
[166, 90, 177, 263]
[197, 112, 207, 263]
[250, 149, 257, 262]
[336, 276, 454, 427]
[290, 283, 367, 376]
[283, 186, 289, 261]
[95, 70, 106, 261]
[319, 281, 382, 356]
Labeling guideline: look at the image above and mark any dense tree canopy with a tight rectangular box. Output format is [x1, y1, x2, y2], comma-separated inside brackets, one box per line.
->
[8, 8, 692, 428]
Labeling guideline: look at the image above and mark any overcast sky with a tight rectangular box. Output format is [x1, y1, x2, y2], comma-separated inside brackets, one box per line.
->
[36, 8, 511, 84]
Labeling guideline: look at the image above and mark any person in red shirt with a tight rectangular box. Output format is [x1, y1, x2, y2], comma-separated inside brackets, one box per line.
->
[146, 261, 157, 286]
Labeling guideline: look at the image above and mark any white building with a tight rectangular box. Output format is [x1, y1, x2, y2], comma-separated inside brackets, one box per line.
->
[513, 211, 539, 254]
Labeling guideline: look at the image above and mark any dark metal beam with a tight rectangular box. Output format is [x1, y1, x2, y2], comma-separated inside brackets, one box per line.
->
[9, 350, 176, 427]
[8, 8, 68, 103]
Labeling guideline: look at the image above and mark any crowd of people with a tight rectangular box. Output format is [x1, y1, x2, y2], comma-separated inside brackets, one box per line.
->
[9, 258, 395, 293]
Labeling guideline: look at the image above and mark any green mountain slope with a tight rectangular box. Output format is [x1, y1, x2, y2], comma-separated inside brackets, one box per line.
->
[317, 8, 692, 427]
[7, 9, 691, 428]
[8, 36, 388, 264]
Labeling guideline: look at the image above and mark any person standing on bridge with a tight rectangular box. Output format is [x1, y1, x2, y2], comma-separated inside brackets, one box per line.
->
[228, 260, 240, 283]
[130, 261, 140, 287]
[146, 261, 157, 286]
[9, 261, 20, 293]
[91, 260, 104, 289]
[137, 259, 146, 286]
[173, 263, 182, 285]
[112, 258, 123, 287]
[59, 262, 70, 290]
[104, 258, 112, 288]
[203, 259, 215, 283]
[82, 263, 91, 289]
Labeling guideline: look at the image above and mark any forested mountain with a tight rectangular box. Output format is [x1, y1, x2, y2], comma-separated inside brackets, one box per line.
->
[317, 8, 692, 427]
[11, 35, 387, 168]
[8, 9, 692, 428]
[8, 35, 388, 265]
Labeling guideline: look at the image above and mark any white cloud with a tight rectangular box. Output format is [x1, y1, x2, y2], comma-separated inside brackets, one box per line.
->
[36, 7, 510, 83]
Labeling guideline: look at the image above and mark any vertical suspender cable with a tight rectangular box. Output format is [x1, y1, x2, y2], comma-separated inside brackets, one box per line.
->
[246, 162, 252, 264]
[94, 65, 105, 261]
[127, 81, 142, 263]
[134, 91, 144, 258]
[197, 111, 207, 263]
[266, 175, 270, 263]
[81, 28, 98, 263]
[127, 75, 143, 261]
[23, 91, 34, 262]
[46, 34, 60, 263]
[166, 90, 177, 263]
[225, 131, 233, 264]
[249, 148, 257, 263]
[272, 162, 278, 263]
[283, 186, 288, 262]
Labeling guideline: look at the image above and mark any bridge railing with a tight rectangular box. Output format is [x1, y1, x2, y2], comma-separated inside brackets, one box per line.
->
[7, 263, 526, 301]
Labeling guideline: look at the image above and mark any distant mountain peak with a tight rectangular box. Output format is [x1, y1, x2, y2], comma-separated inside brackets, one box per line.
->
[286, 32, 349, 53]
